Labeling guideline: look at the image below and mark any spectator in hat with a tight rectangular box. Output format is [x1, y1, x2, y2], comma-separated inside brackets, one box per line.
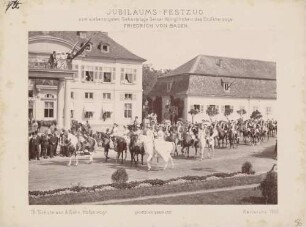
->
[49, 132, 58, 158]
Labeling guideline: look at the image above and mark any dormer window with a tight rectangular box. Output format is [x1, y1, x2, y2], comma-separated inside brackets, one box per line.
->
[81, 42, 92, 51]
[77, 31, 87, 39]
[99, 43, 110, 53]
[223, 82, 230, 92]
[216, 59, 223, 67]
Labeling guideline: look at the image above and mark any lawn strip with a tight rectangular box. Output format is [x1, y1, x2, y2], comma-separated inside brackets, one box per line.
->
[30, 173, 265, 205]
[116, 187, 264, 205]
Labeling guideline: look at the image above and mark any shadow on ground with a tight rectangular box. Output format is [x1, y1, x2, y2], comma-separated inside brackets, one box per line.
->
[252, 145, 277, 160]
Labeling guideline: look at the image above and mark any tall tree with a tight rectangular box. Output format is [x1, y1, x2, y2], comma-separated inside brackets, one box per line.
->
[237, 108, 247, 118]
[224, 106, 233, 120]
[142, 65, 171, 96]
[188, 108, 199, 124]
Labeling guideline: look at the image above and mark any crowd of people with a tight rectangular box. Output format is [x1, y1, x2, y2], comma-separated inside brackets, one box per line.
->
[28, 114, 277, 161]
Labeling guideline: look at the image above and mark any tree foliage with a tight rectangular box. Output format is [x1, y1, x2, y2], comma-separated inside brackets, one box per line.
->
[250, 110, 263, 120]
[224, 107, 233, 118]
[188, 108, 199, 123]
[142, 65, 171, 96]
[206, 105, 219, 119]
[237, 108, 247, 116]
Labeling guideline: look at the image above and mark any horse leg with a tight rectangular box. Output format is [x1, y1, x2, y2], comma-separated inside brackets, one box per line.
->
[200, 144, 205, 160]
[147, 153, 153, 171]
[67, 155, 72, 166]
[88, 151, 94, 164]
[75, 152, 78, 166]
[187, 146, 190, 158]
[211, 144, 215, 158]
[163, 159, 169, 170]
[169, 156, 174, 169]
[130, 151, 134, 166]
[116, 152, 119, 163]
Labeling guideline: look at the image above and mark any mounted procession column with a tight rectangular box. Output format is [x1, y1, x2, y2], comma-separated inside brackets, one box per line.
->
[57, 79, 65, 128]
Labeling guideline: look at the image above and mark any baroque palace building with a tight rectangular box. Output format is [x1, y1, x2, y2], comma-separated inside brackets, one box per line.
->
[149, 55, 277, 123]
[28, 31, 145, 130]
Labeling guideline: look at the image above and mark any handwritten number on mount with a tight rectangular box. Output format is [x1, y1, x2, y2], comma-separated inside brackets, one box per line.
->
[5, 0, 22, 13]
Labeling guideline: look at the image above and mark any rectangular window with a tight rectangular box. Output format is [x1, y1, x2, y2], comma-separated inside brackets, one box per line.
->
[209, 105, 219, 112]
[102, 111, 111, 119]
[167, 83, 172, 92]
[103, 72, 112, 82]
[85, 92, 93, 99]
[85, 71, 94, 81]
[225, 105, 231, 111]
[121, 68, 136, 84]
[71, 110, 74, 119]
[81, 65, 85, 80]
[84, 111, 94, 119]
[103, 93, 111, 100]
[71, 92, 74, 99]
[266, 106, 272, 115]
[124, 103, 132, 118]
[124, 93, 133, 100]
[28, 90, 34, 98]
[193, 104, 200, 111]
[44, 102, 54, 118]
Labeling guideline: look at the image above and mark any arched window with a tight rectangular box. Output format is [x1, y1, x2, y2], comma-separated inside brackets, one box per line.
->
[45, 94, 55, 99]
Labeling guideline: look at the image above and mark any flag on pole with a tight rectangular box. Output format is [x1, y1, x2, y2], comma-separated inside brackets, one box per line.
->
[71, 38, 91, 60]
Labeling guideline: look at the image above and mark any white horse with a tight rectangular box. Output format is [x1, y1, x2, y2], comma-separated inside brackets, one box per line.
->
[140, 130, 175, 171]
[65, 132, 79, 166]
[64, 132, 97, 166]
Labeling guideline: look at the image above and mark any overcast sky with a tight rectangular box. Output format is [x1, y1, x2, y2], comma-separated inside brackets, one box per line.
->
[109, 29, 278, 70]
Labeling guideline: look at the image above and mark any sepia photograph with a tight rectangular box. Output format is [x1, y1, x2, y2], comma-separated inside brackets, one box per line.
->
[28, 31, 277, 205]
[1, 1, 305, 227]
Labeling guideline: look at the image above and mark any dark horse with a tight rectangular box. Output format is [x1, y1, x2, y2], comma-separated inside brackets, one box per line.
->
[129, 134, 145, 166]
[216, 126, 228, 148]
[112, 136, 128, 164]
[181, 132, 198, 158]
[228, 128, 239, 149]
[164, 132, 180, 156]
[99, 132, 111, 161]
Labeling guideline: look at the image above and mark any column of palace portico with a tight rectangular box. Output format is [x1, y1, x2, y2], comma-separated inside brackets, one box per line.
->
[63, 78, 72, 129]
[57, 77, 72, 129]
[57, 79, 65, 128]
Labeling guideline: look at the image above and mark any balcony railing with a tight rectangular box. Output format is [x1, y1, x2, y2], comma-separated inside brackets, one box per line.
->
[29, 58, 72, 70]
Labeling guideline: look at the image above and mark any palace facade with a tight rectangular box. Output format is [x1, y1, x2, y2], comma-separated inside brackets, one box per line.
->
[28, 31, 145, 130]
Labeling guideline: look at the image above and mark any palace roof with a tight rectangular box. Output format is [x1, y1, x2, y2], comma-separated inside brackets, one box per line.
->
[29, 31, 146, 62]
[164, 55, 276, 80]
[149, 55, 276, 99]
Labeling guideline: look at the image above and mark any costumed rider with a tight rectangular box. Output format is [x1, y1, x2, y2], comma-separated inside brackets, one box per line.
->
[202, 123, 214, 146]
[110, 123, 119, 138]
[156, 126, 165, 140]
